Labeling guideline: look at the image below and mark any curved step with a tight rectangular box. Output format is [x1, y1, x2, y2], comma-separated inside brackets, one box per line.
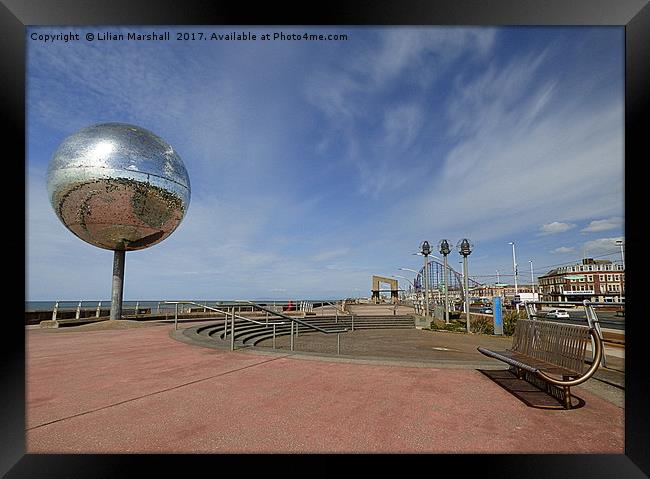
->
[185, 314, 417, 350]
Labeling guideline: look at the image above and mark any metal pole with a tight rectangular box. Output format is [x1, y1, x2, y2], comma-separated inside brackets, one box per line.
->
[510, 242, 519, 311]
[424, 254, 430, 318]
[618, 241, 625, 270]
[224, 311, 228, 336]
[290, 321, 294, 351]
[174, 303, 178, 330]
[273, 324, 276, 349]
[230, 310, 235, 351]
[443, 255, 450, 324]
[52, 301, 59, 321]
[464, 255, 470, 333]
[96, 301, 101, 318]
[337, 332, 340, 355]
[351, 315, 354, 332]
[530, 261, 535, 299]
[110, 250, 126, 321]
[75, 301, 81, 320]
[583, 301, 607, 367]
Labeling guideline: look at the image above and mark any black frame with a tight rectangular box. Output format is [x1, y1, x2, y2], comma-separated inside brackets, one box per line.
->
[5, 0, 648, 476]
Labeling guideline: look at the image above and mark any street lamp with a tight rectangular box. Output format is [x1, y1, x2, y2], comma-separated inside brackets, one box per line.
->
[529, 260, 535, 300]
[438, 239, 451, 324]
[508, 241, 519, 310]
[419, 241, 431, 318]
[457, 238, 473, 333]
[616, 239, 625, 270]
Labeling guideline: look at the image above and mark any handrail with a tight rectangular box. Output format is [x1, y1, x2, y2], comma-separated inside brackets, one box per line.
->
[163, 301, 286, 327]
[321, 300, 349, 317]
[235, 300, 347, 334]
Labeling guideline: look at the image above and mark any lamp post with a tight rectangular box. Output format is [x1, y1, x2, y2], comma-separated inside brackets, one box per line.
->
[457, 239, 473, 333]
[419, 241, 432, 318]
[616, 239, 625, 270]
[508, 241, 519, 311]
[458, 261, 465, 313]
[399, 268, 422, 301]
[529, 260, 535, 300]
[438, 239, 451, 324]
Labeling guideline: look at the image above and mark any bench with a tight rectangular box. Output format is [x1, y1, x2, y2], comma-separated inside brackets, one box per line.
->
[477, 319, 603, 409]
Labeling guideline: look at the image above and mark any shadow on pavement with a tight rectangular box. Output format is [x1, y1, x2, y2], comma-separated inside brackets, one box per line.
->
[478, 369, 586, 410]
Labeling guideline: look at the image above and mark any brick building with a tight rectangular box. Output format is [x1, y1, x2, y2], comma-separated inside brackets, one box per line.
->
[537, 258, 624, 303]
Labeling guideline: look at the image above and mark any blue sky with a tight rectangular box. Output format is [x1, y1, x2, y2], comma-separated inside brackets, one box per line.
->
[26, 26, 624, 301]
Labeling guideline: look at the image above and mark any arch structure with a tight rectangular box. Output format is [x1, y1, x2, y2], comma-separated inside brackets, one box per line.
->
[412, 258, 484, 304]
[371, 275, 399, 304]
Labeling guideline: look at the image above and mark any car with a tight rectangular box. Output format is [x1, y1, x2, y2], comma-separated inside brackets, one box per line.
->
[479, 307, 493, 314]
[545, 309, 570, 319]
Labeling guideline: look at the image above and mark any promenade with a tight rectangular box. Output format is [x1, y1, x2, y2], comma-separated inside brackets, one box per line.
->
[25, 310, 625, 454]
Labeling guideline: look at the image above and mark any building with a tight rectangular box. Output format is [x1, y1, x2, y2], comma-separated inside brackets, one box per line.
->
[537, 258, 624, 303]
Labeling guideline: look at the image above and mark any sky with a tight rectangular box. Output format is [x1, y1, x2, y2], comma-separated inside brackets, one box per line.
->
[26, 26, 625, 301]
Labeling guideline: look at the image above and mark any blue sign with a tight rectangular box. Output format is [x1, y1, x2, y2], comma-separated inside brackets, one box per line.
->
[493, 296, 503, 335]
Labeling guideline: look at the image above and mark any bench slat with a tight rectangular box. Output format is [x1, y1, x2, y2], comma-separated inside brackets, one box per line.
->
[510, 319, 590, 376]
[478, 347, 581, 377]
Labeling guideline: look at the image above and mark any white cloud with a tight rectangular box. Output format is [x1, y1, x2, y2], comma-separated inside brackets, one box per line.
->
[363, 28, 497, 87]
[581, 217, 623, 233]
[583, 237, 624, 256]
[379, 44, 623, 245]
[383, 103, 424, 149]
[540, 222, 576, 235]
[551, 246, 576, 254]
[302, 28, 499, 199]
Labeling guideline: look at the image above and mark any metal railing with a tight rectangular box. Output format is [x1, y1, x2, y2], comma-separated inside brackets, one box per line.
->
[164, 301, 288, 351]
[42, 300, 152, 320]
[235, 300, 348, 354]
[522, 300, 624, 368]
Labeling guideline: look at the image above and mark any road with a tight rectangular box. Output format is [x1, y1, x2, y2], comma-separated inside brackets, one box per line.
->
[486, 307, 625, 331]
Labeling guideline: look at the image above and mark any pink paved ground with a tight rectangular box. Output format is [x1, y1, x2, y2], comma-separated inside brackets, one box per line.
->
[26, 323, 624, 454]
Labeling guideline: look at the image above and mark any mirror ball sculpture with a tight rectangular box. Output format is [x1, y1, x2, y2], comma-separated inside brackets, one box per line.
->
[47, 122, 191, 320]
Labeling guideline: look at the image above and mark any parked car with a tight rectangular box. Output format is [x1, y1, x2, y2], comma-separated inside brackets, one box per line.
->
[479, 307, 493, 314]
[545, 309, 570, 319]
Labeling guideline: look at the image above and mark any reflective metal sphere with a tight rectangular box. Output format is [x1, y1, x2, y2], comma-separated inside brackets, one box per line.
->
[47, 123, 191, 251]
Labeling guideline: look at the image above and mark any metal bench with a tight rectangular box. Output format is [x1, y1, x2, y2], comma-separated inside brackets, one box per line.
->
[477, 319, 603, 409]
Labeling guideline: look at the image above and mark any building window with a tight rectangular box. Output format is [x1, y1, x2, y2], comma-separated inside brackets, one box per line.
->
[607, 274, 612, 281]
[599, 275, 605, 281]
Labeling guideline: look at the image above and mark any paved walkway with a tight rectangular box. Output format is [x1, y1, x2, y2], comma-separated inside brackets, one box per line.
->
[25, 321, 624, 453]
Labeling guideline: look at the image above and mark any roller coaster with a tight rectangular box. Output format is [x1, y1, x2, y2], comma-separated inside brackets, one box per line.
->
[411, 258, 484, 302]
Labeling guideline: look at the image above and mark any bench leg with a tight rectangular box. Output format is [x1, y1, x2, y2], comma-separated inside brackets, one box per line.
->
[563, 377, 572, 409]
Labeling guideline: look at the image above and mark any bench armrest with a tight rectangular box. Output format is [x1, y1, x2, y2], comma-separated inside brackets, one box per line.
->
[534, 328, 603, 387]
